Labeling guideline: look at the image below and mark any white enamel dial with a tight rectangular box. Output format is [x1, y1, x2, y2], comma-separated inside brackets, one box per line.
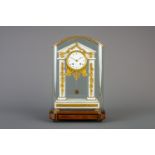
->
[66, 51, 87, 70]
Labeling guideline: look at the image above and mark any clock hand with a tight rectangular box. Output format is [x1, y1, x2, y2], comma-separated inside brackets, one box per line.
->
[71, 57, 79, 62]
[78, 57, 83, 60]
[70, 57, 76, 61]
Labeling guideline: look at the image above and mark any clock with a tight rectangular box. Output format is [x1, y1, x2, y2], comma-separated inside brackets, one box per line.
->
[66, 51, 87, 70]
[49, 36, 106, 121]
[66, 50, 87, 80]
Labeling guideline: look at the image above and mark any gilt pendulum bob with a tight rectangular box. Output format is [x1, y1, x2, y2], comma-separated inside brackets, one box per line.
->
[49, 36, 106, 121]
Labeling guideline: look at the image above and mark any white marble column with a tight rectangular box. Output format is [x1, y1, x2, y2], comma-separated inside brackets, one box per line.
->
[87, 57, 95, 100]
[58, 58, 66, 100]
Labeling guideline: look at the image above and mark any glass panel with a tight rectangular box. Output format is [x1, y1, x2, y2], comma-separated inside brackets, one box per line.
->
[66, 70, 88, 98]
[52, 36, 104, 110]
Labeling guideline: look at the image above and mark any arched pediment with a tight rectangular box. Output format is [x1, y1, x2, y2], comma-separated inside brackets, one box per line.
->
[55, 35, 104, 52]
[55, 35, 104, 46]
[58, 42, 96, 53]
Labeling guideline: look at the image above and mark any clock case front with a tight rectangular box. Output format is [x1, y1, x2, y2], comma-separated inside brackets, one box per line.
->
[49, 36, 105, 121]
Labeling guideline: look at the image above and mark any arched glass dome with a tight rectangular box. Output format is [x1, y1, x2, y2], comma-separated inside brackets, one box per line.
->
[49, 36, 105, 121]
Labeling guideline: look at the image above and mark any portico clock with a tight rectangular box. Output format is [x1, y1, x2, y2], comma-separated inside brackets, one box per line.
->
[49, 36, 106, 121]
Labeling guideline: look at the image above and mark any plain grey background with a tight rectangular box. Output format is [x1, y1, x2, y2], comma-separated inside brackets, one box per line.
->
[0, 26, 154, 129]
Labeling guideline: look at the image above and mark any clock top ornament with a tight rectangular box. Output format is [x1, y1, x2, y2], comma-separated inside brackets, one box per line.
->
[49, 36, 106, 121]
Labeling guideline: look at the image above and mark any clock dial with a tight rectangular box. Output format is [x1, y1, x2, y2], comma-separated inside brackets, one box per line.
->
[67, 51, 87, 70]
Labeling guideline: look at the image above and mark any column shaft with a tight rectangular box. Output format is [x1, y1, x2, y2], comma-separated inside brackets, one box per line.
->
[87, 59, 95, 99]
[58, 59, 66, 100]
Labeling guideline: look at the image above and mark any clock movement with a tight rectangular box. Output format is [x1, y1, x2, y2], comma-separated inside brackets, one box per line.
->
[49, 36, 106, 121]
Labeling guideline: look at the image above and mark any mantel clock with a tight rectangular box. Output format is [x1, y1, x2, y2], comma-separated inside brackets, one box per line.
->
[49, 36, 106, 121]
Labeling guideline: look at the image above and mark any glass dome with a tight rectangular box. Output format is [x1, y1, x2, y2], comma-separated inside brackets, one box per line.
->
[49, 36, 105, 121]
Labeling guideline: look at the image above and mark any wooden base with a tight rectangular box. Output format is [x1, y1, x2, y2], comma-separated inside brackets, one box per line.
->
[49, 109, 106, 121]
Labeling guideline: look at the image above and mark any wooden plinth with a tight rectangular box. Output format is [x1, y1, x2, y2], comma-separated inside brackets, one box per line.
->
[49, 109, 105, 121]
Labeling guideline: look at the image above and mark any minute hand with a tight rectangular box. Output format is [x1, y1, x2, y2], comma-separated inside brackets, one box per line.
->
[78, 57, 83, 60]
[70, 57, 76, 61]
